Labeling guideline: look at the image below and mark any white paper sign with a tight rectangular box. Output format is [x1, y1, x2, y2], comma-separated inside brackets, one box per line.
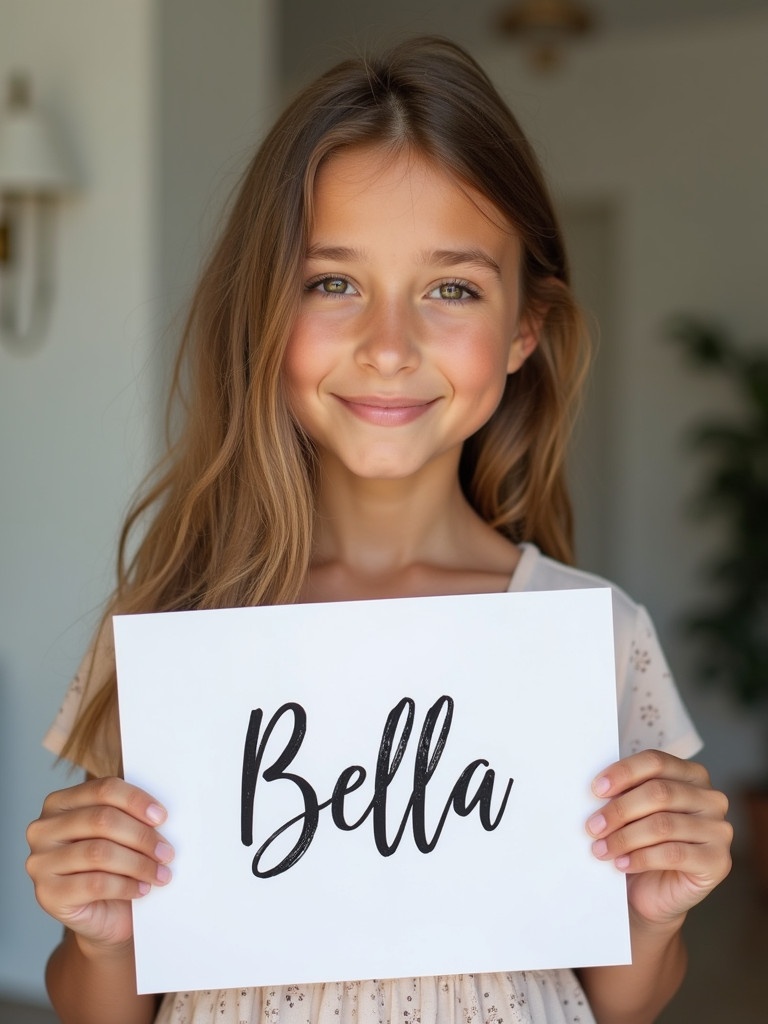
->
[114, 588, 630, 995]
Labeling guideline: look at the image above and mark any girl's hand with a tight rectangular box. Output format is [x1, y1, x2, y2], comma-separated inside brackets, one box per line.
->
[26, 777, 174, 952]
[586, 749, 733, 928]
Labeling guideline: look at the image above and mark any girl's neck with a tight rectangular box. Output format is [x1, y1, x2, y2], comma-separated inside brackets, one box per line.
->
[301, 453, 521, 602]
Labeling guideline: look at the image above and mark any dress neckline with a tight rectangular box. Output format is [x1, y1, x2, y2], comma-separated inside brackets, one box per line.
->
[506, 542, 539, 593]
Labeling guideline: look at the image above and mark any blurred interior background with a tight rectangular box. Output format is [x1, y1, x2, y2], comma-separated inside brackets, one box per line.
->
[1, 0, 767, 1019]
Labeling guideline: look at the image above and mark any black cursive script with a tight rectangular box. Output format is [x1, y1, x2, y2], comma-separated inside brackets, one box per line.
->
[240, 696, 513, 878]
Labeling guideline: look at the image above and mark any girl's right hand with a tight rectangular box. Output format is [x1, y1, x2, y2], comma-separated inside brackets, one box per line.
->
[26, 777, 174, 952]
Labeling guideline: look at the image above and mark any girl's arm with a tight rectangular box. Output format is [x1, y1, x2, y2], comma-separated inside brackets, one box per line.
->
[26, 776, 173, 1024]
[577, 911, 687, 1024]
[578, 749, 732, 1024]
[46, 928, 160, 1024]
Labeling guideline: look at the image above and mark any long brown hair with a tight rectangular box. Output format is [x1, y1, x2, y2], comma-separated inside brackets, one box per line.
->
[64, 36, 589, 774]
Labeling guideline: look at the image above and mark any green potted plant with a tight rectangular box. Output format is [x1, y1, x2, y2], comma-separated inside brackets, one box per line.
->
[668, 317, 768, 891]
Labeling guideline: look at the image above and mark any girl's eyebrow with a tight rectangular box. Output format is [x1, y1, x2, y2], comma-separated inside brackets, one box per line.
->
[425, 249, 501, 276]
[305, 244, 501, 276]
[306, 244, 365, 262]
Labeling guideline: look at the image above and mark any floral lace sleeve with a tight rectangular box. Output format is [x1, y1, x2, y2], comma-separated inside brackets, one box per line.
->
[42, 625, 117, 775]
[616, 603, 702, 760]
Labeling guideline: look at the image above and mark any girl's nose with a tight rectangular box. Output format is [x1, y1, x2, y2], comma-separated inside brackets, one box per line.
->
[355, 298, 421, 377]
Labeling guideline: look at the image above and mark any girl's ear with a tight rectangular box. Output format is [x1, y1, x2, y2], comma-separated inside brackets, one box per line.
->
[506, 308, 544, 374]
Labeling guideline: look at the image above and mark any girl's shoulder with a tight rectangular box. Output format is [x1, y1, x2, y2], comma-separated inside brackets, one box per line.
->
[508, 543, 654, 678]
[509, 542, 637, 618]
[510, 544, 702, 759]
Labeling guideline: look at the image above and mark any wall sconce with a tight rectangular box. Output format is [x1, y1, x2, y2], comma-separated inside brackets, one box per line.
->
[0, 73, 76, 352]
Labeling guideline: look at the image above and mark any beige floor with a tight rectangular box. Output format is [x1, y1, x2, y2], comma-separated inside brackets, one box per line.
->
[2, 859, 765, 1023]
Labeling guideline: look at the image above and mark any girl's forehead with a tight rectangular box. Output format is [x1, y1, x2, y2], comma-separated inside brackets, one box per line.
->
[310, 144, 517, 242]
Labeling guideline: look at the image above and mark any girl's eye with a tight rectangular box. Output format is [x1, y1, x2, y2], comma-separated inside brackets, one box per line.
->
[306, 276, 356, 296]
[429, 281, 479, 302]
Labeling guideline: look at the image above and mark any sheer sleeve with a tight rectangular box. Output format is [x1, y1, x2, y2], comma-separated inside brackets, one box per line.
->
[615, 603, 702, 760]
[42, 623, 119, 775]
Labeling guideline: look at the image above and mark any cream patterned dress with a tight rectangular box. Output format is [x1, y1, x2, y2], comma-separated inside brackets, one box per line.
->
[44, 544, 703, 1024]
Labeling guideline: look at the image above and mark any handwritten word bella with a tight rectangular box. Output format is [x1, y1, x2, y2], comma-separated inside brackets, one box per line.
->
[240, 695, 514, 878]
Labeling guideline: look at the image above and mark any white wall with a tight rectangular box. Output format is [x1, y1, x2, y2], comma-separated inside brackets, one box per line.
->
[157, 0, 279, 343]
[0, 0, 275, 1004]
[481, 14, 768, 803]
[0, 0, 157, 1001]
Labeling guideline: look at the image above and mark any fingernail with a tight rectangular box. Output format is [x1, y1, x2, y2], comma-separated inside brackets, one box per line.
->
[593, 776, 611, 797]
[615, 855, 631, 870]
[147, 804, 166, 825]
[156, 864, 172, 884]
[592, 839, 608, 858]
[137, 882, 151, 896]
[155, 841, 174, 863]
[587, 813, 606, 836]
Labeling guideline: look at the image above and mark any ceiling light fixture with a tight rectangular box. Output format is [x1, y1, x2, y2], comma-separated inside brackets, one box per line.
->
[495, 0, 595, 70]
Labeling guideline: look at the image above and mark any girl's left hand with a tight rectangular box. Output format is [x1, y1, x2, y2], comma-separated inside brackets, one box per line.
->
[586, 749, 733, 927]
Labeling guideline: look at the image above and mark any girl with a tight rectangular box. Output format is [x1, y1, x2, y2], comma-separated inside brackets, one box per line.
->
[26, 36, 731, 1024]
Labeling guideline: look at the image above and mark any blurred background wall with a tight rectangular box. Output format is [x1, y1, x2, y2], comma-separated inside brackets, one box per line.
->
[1, 0, 766, 1005]
[0, 0, 276, 1000]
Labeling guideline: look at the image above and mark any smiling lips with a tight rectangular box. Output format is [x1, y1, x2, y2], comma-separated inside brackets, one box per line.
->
[335, 395, 439, 426]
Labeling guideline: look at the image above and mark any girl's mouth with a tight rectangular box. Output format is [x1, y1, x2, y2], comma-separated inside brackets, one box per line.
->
[334, 395, 439, 426]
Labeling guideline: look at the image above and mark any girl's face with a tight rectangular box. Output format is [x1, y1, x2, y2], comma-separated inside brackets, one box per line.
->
[284, 145, 539, 484]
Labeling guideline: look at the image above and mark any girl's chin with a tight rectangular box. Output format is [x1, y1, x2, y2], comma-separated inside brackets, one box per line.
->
[316, 445, 463, 485]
